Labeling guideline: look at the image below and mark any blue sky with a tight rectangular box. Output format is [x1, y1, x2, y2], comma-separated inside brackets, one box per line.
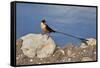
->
[16, 3, 96, 47]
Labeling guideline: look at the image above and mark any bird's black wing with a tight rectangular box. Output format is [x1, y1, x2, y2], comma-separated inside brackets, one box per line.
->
[46, 24, 55, 32]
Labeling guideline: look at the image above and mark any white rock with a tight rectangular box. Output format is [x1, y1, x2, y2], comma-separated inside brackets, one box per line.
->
[80, 44, 88, 48]
[38, 63, 41, 64]
[59, 49, 65, 55]
[21, 34, 56, 58]
[30, 59, 33, 62]
[81, 57, 93, 61]
[67, 50, 72, 57]
[68, 58, 71, 62]
[80, 38, 96, 48]
[94, 51, 96, 55]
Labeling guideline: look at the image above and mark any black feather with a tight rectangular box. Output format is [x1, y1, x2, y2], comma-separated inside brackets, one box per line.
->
[46, 24, 55, 32]
[54, 31, 88, 44]
[41, 19, 46, 23]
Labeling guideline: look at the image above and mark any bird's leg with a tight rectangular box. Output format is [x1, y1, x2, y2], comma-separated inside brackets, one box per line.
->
[42, 32, 46, 35]
[47, 33, 50, 40]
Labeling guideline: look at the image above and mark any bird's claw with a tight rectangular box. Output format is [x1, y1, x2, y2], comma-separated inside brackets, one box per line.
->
[47, 35, 50, 40]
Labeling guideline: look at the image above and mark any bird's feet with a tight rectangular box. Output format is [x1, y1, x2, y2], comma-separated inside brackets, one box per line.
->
[41, 32, 45, 35]
[41, 32, 50, 40]
[46, 33, 51, 40]
[47, 35, 50, 40]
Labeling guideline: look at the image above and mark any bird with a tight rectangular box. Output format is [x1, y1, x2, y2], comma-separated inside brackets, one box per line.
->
[40, 18, 88, 44]
[41, 18, 55, 33]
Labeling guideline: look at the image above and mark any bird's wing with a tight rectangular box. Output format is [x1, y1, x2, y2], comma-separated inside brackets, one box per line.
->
[46, 24, 55, 32]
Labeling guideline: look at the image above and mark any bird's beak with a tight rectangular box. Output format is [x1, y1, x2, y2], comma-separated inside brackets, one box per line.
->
[43, 17, 45, 20]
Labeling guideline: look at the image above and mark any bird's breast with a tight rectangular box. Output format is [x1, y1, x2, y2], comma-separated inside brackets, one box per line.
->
[41, 23, 46, 29]
[41, 23, 49, 32]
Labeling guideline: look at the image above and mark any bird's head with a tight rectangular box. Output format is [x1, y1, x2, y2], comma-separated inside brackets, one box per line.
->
[41, 18, 46, 24]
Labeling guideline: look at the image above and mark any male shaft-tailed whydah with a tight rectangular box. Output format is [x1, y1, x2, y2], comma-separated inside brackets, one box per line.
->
[40, 18, 88, 44]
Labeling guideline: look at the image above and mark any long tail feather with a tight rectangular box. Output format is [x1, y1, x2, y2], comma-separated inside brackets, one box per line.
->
[54, 31, 88, 44]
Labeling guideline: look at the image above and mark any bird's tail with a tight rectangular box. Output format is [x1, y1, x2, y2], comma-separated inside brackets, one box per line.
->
[54, 30, 88, 44]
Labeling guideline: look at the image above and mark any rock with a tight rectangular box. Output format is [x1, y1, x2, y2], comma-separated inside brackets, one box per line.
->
[16, 39, 23, 55]
[61, 57, 72, 62]
[86, 38, 96, 46]
[80, 38, 96, 48]
[80, 47, 94, 57]
[81, 57, 93, 61]
[16, 39, 23, 46]
[63, 43, 74, 50]
[30, 59, 33, 62]
[67, 49, 72, 57]
[20, 34, 56, 58]
[55, 47, 65, 55]
[52, 47, 65, 62]
[80, 44, 88, 48]
[16, 37, 97, 65]
[80, 38, 96, 58]
[63, 44, 74, 57]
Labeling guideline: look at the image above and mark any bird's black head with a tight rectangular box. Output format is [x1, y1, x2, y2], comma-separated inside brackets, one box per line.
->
[41, 19, 46, 23]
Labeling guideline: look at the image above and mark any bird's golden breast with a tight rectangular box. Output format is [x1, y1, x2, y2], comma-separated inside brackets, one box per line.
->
[41, 22, 46, 29]
[41, 22, 49, 32]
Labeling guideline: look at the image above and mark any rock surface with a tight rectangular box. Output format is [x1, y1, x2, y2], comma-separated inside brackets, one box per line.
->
[20, 34, 56, 58]
[16, 35, 97, 65]
[80, 38, 96, 48]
